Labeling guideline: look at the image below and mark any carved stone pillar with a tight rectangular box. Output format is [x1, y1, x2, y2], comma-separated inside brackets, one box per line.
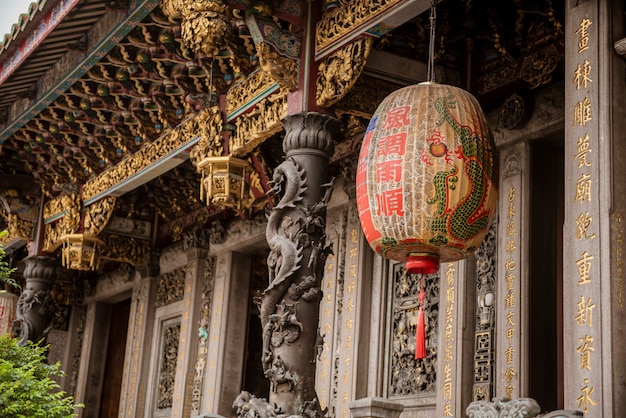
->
[260, 112, 338, 416]
[13, 256, 57, 344]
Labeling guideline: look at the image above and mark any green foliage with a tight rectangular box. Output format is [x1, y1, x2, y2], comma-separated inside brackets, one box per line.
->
[0, 335, 83, 417]
[0, 231, 19, 290]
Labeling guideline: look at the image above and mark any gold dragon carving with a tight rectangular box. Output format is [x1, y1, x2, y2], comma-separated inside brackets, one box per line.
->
[316, 37, 373, 108]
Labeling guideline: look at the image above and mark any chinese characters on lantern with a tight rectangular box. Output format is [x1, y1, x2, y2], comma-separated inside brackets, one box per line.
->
[356, 105, 410, 241]
[374, 107, 410, 217]
[570, 16, 597, 414]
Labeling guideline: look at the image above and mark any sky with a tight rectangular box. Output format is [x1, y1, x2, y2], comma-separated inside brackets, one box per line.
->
[0, 0, 38, 40]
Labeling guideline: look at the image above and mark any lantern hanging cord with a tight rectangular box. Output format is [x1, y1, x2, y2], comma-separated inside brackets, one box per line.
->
[427, 0, 437, 83]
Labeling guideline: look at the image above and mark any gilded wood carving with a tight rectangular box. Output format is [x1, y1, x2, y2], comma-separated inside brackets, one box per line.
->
[316, 37, 373, 108]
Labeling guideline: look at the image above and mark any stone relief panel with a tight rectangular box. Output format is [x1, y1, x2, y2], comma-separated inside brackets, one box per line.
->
[69, 305, 87, 397]
[472, 215, 498, 401]
[388, 263, 439, 396]
[190, 255, 216, 415]
[156, 318, 181, 413]
[489, 81, 564, 148]
[209, 213, 267, 254]
[156, 267, 186, 307]
[502, 147, 523, 180]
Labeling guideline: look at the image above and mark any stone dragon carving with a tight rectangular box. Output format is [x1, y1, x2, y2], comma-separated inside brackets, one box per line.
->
[260, 157, 307, 373]
[13, 257, 57, 344]
[265, 159, 306, 290]
[238, 113, 336, 418]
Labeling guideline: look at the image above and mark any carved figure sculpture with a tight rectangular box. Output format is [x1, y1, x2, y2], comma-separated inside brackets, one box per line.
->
[265, 355, 296, 393]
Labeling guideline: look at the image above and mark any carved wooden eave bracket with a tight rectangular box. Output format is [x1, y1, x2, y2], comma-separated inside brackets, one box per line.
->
[43, 194, 82, 254]
[43, 195, 115, 270]
[0, 176, 40, 247]
[224, 62, 288, 157]
[316, 37, 373, 108]
[246, 15, 301, 92]
[0, 213, 33, 248]
[315, 0, 429, 60]
[187, 106, 224, 166]
[42, 191, 148, 270]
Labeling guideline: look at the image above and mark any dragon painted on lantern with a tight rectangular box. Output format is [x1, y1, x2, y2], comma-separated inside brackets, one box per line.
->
[428, 94, 496, 248]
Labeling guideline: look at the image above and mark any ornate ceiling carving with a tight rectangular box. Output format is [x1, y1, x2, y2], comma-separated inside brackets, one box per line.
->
[0, 0, 566, 264]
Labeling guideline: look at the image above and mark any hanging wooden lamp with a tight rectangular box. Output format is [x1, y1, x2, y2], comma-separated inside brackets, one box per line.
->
[356, 2, 498, 360]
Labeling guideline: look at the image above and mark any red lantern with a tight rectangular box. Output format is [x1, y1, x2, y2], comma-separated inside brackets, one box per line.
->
[356, 82, 498, 357]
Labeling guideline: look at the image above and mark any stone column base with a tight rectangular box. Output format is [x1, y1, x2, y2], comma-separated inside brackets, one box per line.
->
[349, 397, 405, 418]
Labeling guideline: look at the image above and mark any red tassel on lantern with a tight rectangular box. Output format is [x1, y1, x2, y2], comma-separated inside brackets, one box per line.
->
[415, 276, 427, 359]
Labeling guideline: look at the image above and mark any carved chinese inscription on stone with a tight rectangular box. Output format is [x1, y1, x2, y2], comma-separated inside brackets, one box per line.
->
[388, 263, 438, 396]
[157, 320, 181, 410]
